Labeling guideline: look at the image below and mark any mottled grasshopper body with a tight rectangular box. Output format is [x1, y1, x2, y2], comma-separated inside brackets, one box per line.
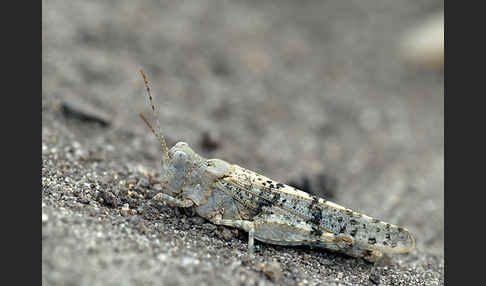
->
[138, 70, 415, 262]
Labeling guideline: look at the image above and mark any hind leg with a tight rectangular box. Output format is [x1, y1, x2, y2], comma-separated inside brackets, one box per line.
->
[249, 213, 354, 250]
[340, 247, 383, 262]
[212, 218, 256, 259]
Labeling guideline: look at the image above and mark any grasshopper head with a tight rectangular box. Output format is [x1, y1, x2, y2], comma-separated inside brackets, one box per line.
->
[161, 142, 206, 197]
[161, 142, 232, 206]
[137, 71, 219, 201]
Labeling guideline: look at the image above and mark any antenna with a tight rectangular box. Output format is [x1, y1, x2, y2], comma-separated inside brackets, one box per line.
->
[139, 69, 171, 164]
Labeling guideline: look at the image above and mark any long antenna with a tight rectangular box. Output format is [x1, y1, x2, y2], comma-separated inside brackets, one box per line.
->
[139, 69, 170, 164]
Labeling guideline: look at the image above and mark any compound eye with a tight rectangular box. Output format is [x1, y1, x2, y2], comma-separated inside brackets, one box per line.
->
[173, 151, 188, 168]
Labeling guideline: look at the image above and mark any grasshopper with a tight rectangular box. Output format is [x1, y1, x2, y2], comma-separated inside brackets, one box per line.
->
[138, 70, 415, 262]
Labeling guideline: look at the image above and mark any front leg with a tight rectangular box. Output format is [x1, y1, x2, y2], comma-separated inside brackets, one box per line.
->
[152, 193, 194, 207]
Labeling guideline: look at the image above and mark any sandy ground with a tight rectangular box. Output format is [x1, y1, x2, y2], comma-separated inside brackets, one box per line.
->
[42, 1, 444, 285]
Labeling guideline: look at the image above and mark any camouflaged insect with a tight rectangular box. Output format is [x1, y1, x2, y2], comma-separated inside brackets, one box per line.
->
[138, 70, 415, 262]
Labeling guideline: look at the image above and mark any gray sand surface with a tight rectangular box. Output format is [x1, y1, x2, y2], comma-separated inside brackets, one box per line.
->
[42, 1, 444, 285]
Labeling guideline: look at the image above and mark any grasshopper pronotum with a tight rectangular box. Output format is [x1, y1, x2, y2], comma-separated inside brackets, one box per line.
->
[138, 70, 415, 262]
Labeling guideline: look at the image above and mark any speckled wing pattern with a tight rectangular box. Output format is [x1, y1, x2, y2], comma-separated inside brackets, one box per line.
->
[217, 164, 415, 256]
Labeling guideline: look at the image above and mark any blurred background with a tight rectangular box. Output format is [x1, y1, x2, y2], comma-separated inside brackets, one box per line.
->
[43, 0, 443, 283]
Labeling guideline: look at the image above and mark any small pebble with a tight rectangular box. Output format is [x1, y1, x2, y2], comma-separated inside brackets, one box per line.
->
[369, 272, 381, 285]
